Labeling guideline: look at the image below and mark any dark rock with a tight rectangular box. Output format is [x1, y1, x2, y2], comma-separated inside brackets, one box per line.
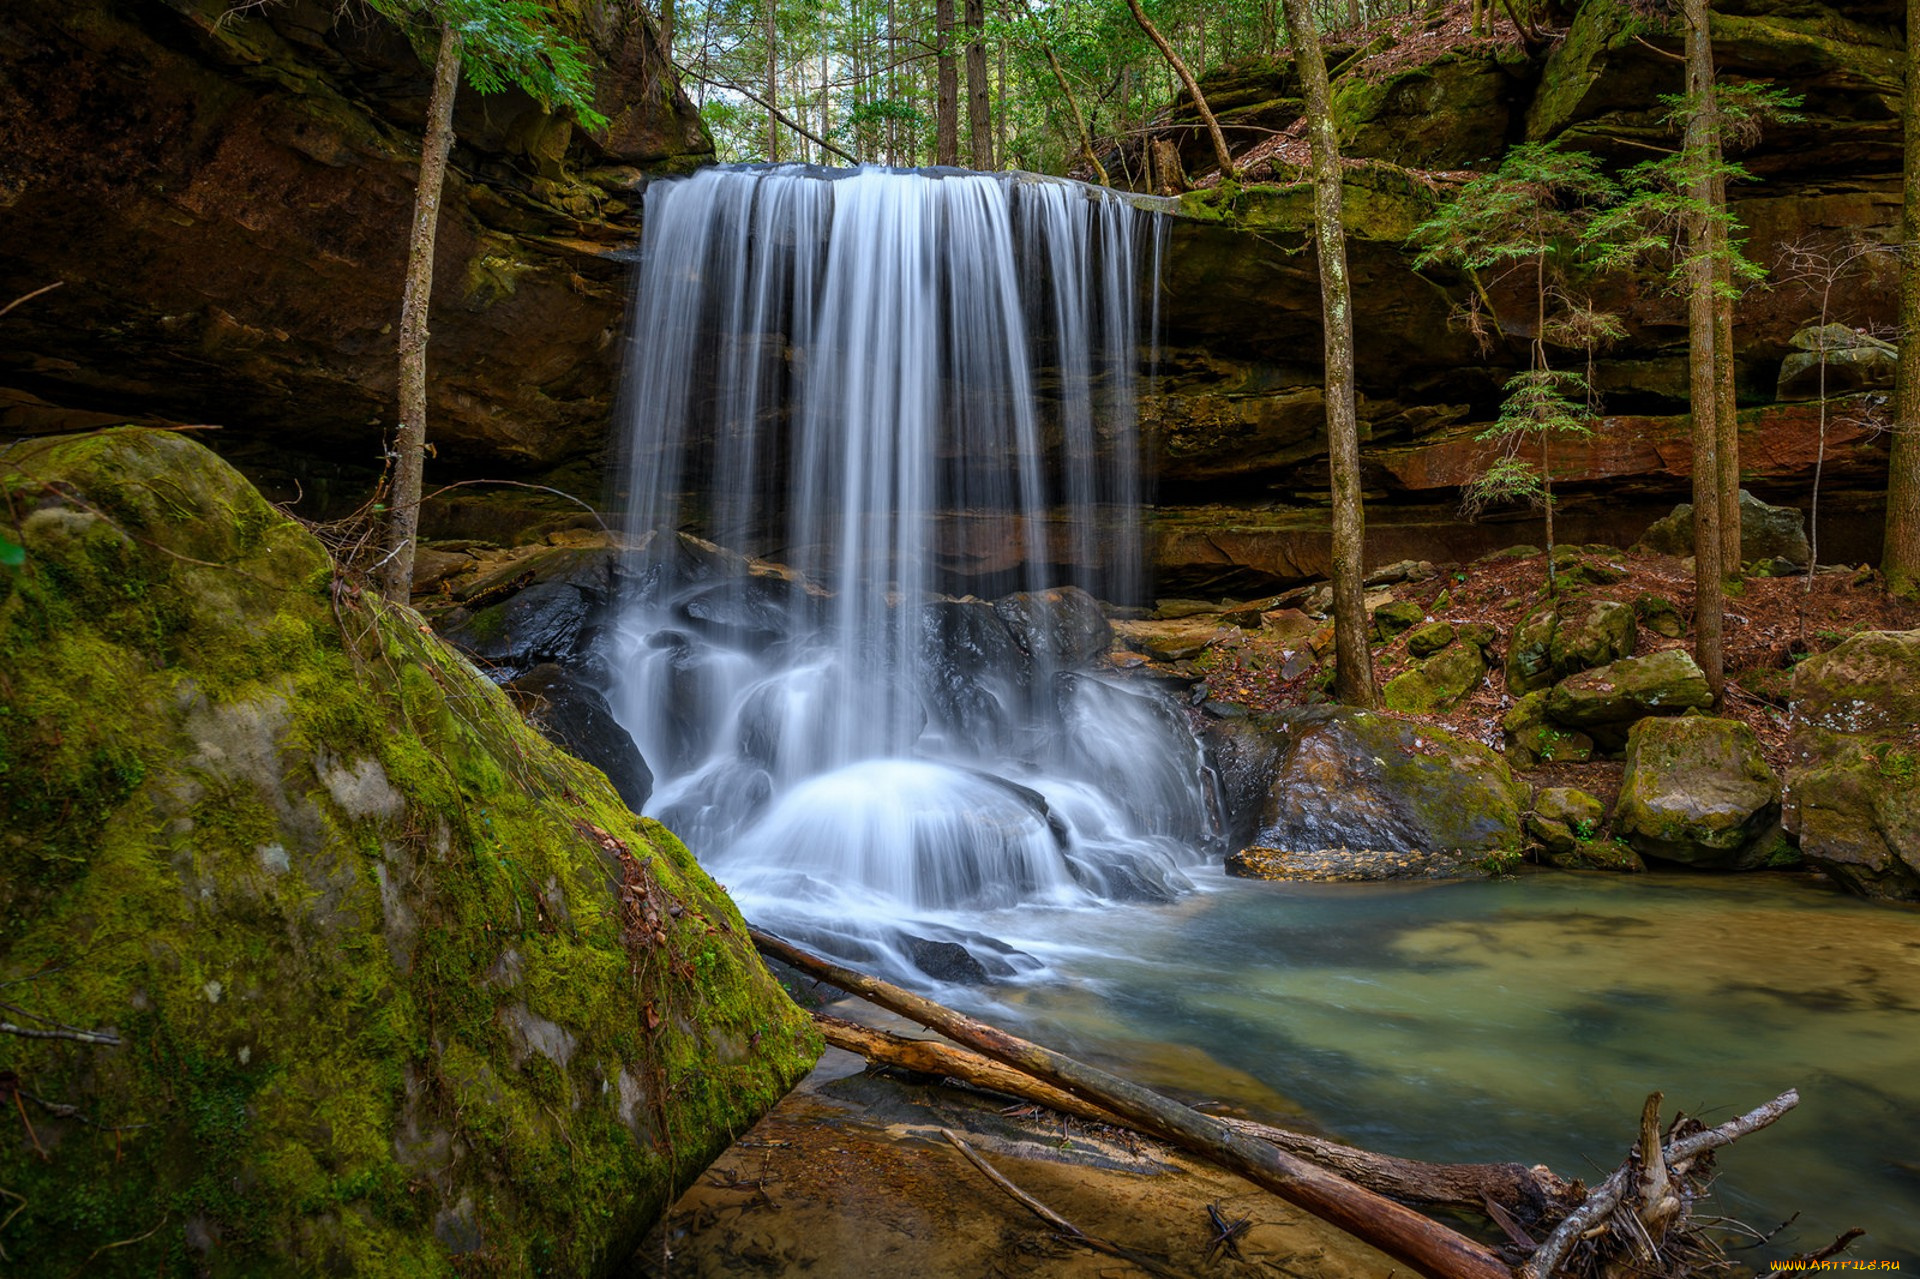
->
[1778, 324, 1898, 400]
[508, 664, 653, 812]
[994, 586, 1113, 667]
[1786, 629, 1920, 900]
[1546, 649, 1714, 729]
[1201, 716, 1291, 853]
[919, 599, 1028, 747]
[1636, 490, 1811, 567]
[1253, 708, 1526, 854]
[903, 936, 990, 985]
[441, 580, 590, 678]
[1613, 716, 1782, 868]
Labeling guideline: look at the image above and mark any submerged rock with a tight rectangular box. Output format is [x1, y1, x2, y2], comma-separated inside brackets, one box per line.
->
[0, 429, 816, 1275]
[1226, 845, 1486, 882]
[1613, 717, 1783, 868]
[1250, 708, 1526, 856]
[1786, 629, 1920, 900]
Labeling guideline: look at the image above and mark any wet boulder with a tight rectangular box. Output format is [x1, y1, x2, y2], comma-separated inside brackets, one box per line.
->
[1249, 708, 1526, 857]
[1526, 788, 1638, 872]
[1613, 717, 1783, 868]
[509, 663, 654, 812]
[1786, 630, 1920, 900]
[993, 586, 1112, 667]
[440, 579, 591, 678]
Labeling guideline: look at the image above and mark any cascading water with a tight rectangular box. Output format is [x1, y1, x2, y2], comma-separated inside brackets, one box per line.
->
[607, 165, 1208, 983]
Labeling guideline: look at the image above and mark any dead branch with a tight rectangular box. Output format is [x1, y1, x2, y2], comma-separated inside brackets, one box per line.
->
[0, 282, 63, 321]
[0, 1021, 121, 1047]
[1518, 1089, 1801, 1279]
[755, 929, 1509, 1279]
[939, 1129, 1195, 1278]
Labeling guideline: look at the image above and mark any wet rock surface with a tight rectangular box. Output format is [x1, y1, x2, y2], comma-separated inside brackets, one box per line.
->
[1613, 717, 1784, 868]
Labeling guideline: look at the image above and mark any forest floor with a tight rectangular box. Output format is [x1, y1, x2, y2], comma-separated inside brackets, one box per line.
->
[1132, 545, 1920, 818]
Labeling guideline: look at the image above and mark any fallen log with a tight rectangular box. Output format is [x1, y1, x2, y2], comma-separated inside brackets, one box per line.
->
[817, 1012, 1575, 1224]
[755, 928, 1511, 1279]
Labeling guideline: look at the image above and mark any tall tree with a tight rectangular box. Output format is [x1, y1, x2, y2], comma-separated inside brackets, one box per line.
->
[1279, 0, 1375, 707]
[1682, 0, 1725, 702]
[936, 0, 960, 164]
[764, 0, 781, 159]
[1886, 0, 1920, 596]
[374, 0, 603, 603]
[965, 0, 992, 166]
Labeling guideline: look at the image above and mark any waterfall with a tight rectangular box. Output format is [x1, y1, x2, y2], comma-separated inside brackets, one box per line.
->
[607, 165, 1206, 984]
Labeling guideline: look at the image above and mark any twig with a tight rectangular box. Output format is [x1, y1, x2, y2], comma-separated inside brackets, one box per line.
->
[0, 282, 63, 321]
[418, 478, 612, 535]
[0, 1022, 121, 1047]
[65, 1214, 168, 1278]
[939, 1129, 1194, 1279]
[673, 63, 858, 163]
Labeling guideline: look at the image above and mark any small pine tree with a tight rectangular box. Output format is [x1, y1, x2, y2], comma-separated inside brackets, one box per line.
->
[1409, 141, 1621, 592]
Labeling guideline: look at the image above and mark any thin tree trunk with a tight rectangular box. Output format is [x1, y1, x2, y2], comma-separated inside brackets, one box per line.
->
[1684, 0, 1725, 702]
[1019, 0, 1107, 184]
[936, 0, 960, 165]
[1124, 0, 1238, 180]
[758, 932, 1509, 1279]
[995, 16, 1008, 165]
[965, 0, 992, 166]
[1347, 0, 1361, 25]
[1714, 165, 1742, 573]
[1885, 0, 1920, 595]
[1282, 0, 1376, 707]
[765, 0, 781, 161]
[379, 20, 462, 604]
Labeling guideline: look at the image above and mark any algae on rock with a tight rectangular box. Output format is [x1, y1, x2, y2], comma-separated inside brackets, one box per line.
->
[0, 428, 817, 1276]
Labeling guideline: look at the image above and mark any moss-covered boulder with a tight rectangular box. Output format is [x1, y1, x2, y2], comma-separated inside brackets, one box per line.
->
[1546, 648, 1713, 730]
[1506, 598, 1637, 694]
[1635, 490, 1811, 567]
[1612, 716, 1783, 868]
[1785, 629, 1920, 900]
[1382, 639, 1486, 713]
[1502, 691, 1596, 768]
[1249, 708, 1526, 856]
[1372, 598, 1426, 640]
[1527, 787, 1644, 870]
[1406, 620, 1455, 659]
[0, 429, 818, 1275]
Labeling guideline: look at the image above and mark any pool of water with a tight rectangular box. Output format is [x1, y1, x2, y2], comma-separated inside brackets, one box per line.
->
[953, 869, 1920, 1264]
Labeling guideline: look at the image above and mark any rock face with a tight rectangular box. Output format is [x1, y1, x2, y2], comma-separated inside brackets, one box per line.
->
[1613, 717, 1783, 868]
[1249, 708, 1526, 857]
[0, 0, 709, 480]
[1786, 630, 1920, 900]
[0, 429, 815, 1275]
[1777, 324, 1899, 400]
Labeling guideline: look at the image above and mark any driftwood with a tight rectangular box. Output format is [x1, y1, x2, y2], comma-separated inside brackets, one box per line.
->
[817, 1013, 1575, 1224]
[756, 928, 1510, 1279]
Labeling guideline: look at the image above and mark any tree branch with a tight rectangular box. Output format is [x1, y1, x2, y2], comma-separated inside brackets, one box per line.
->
[676, 63, 859, 163]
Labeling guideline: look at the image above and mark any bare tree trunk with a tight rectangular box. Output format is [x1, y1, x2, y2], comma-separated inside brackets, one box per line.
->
[758, 931, 1509, 1279]
[1714, 166, 1742, 573]
[1684, 0, 1725, 702]
[936, 0, 960, 165]
[965, 0, 992, 167]
[379, 21, 462, 604]
[1347, 0, 1361, 25]
[1886, 0, 1920, 596]
[1123, 0, 1238, 180]
[995, 16, 1008, 165]
[1282, 0, 1376, 707]
[765, 0, 781, 161]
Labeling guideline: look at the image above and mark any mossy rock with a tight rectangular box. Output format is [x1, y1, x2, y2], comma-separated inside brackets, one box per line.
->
[1635, 490, 1810, 567]
[1528, 787, 1606, 855]
[1634, 592, 1687, 639]
[1550, 838, 1648, 873]
[1406, 620, 1455, 659]
[1786, 629, 1920, 900]
[1501, 691, 1595, 768]
[1254, 708, 1526, 855]
[0, 429, 818, 1276]
[1372, 598, 1426, 641]
[1506, 598, 1635, 694]
[1546, 648, 1713, 729]
[1613, 716, 1782, 868]
[1382, 640, 1486, 714]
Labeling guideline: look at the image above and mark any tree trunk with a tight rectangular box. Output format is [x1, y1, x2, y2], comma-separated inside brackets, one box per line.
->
[965, 0, 992, 167]
[1348, 0, 1361, 25]
[1124, 0, 1238, 180]
[765, 0, 781, 161]
[378, 21, 462, 604]
[936, 0, 960, 165]
[757, 931, 1509, 1279]
[1886, 0, 1920, 595]
[1684, 0, 1725, 702]
[1282, 0, 1376, 707]
[1713, 161, 1742, 573]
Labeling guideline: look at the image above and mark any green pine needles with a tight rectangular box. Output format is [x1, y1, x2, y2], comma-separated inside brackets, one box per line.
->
[365, 0, 608, 128]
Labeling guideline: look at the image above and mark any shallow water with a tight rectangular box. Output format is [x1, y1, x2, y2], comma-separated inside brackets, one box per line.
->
[955, 869, 1920, 1264]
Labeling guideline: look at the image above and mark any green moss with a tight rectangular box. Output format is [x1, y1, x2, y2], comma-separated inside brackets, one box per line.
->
[0, 430, 818, 1276]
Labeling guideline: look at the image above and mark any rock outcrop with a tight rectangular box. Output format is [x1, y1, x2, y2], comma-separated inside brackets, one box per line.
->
[0, 429, 815, 1274]
[0, 0, 709, 487]
[1786, 629, 1920, 900]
